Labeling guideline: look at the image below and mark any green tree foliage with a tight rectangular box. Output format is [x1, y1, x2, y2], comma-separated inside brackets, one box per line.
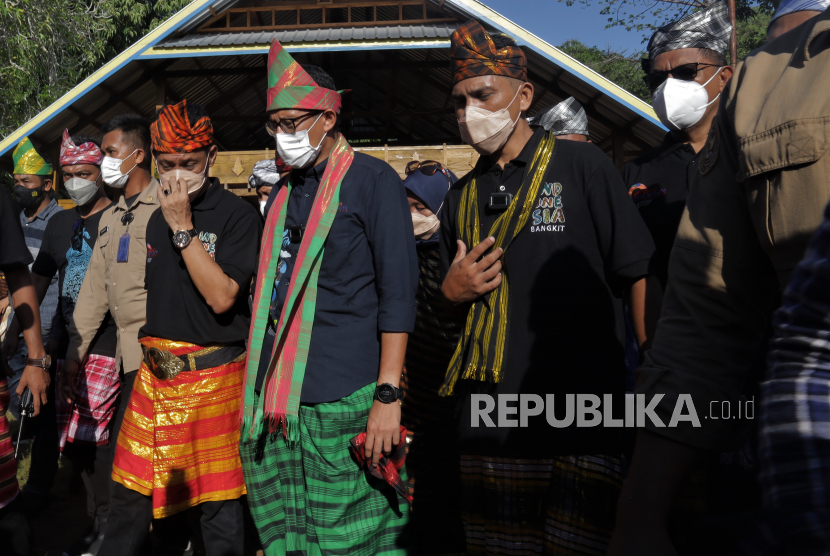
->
[559, 40, 651, 102]
[558, 6, 771, 106]
[0, 0, 192, 138]
[736, 6, 772, 58]
[560, 0, 775, 35]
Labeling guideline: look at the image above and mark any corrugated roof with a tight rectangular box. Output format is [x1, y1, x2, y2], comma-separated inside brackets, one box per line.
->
[156, 22, 457, 48]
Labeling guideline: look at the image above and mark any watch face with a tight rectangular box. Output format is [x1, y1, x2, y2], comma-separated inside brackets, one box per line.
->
[43, 355, 52, 369]
[376, 384, 396, 403]
[173, 230, 191, 248]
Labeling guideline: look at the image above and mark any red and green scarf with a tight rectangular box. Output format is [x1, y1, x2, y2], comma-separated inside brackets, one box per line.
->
[242, 133, 355, 439]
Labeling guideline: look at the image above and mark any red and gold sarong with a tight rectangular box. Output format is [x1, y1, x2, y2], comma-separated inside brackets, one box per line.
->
[111, 337, 247, 518]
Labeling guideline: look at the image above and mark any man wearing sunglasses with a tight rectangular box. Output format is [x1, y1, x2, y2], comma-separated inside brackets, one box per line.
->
[611, 6, 830, 556]
[29, 130, 118, 556]
[622, 2, 733, 291]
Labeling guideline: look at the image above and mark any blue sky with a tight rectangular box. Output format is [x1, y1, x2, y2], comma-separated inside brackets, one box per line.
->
[483, 0, 648, 53]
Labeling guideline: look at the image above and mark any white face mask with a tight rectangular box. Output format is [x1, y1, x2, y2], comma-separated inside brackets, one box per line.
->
[64, 174, 101, 207]
[458, 86, 522, 156]
[652, 68, 722, 131]
[412, 212, 440, 240]
[157, 160, 210, 202]
[101, 150, 138, 188]
[275, 114, 326, 170]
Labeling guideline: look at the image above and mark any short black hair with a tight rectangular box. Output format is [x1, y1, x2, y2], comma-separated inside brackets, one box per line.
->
[70, 134, 100, 148]
[490, 32, 518, 49]
[102, 114, 151, 153]
[699, 48, 727, 66]
[301, 64, 336, 90]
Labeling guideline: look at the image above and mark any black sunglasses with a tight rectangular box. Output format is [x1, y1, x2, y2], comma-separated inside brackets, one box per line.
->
[643, 62, 722, 91]
[265, 111, 323, 135]
[405, 160, 452, 188]
[71, 218, 85, 251]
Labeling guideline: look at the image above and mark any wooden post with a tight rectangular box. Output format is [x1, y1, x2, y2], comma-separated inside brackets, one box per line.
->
[728, 0, 738, 64]
[154, 77, 166, 113]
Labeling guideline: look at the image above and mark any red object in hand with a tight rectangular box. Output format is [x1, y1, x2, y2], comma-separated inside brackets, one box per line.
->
[349, 425, 412, 502]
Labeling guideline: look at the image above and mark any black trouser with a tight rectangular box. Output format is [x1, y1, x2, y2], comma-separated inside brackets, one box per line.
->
[0, 497, 33, 556]
[98, 483, 244, 556]
[64, 440, 112, 528]
[25, 359, 59, 493]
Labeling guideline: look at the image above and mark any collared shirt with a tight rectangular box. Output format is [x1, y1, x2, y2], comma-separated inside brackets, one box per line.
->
[621, 133, 699, 288]
[18, 198, 62, 338]
[140, 179, 261, 345]
[439, 127, 656, 457]
[257, 152, 418, 403]
[637, 9, 830, 452]
[0, 187, 32, 270]
[67, 179, 160, 373]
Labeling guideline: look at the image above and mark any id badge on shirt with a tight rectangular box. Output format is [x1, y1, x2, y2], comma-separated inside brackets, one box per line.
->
[117, 233, 130, 263]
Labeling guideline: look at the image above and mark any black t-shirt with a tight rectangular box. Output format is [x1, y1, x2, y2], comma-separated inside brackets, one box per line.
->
[0, 187, 33, 270]
[439, 128, 656, 457]
[621, 133, 699, 288]
[256, 153, 418, 403]
[140, 179, 262, 346]
[32, 206, 118, 358]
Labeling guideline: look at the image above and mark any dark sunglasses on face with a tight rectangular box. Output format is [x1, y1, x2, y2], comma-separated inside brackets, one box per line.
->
[71, 218, 85, 251]
[405, 160, 453, 188]
[265, 111, 323, 135]
[643, 62, 722, 91]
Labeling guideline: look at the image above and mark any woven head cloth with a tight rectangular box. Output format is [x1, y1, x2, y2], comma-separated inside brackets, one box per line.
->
[59, 129, 103, 167]
[13, 136, 52, 175]
[771, 0, 829, 23]
[266, 40, 344, 113]
[151, 100, 215, 154]
[528, 97, 589, 136]
[646, 2, 733, 64]
[450, 20, 526, 85]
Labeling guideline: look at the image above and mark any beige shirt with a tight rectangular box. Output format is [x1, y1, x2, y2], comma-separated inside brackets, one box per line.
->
[637, 10, 830, 451]
[66, 179, 160, 373]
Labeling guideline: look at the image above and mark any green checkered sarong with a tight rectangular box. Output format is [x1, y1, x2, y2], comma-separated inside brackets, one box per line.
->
[240, 382, 410, 555]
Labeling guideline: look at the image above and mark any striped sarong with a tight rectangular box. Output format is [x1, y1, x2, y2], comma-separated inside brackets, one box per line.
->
[111, 337, 247, 519]
[0, 377, 18, 508]
[460, 453, 623, 556]
[240, 382, 409, 556]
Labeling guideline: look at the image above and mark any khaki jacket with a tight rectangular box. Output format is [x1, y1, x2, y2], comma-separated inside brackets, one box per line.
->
[638, 10, 830, 451]
[66, 179, 160, 373]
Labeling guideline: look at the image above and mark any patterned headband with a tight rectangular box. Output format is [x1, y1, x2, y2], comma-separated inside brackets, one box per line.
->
[450, 20, 527, 85]
[59, 129, 104, 167]
[151, 100, 215, 153]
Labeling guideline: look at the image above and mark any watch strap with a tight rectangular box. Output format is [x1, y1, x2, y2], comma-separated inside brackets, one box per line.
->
[25, 356, 48, 368]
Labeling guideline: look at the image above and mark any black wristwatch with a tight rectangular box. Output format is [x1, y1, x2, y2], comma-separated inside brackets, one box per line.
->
[172, 228, 198, 249]
[374, 383, 403, 404]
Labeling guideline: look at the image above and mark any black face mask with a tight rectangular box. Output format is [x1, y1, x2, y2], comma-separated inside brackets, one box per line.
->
[13, 184, 45, 211]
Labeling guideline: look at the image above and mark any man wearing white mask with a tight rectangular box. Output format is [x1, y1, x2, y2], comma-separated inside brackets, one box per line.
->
[30, 130, 118, 556]
[439, 20, 657, 555]
[97, 100, 260, 556]
[242, 41, 417, 555]
[623, 2, 733, 290]
[65, 114, 158, 551]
